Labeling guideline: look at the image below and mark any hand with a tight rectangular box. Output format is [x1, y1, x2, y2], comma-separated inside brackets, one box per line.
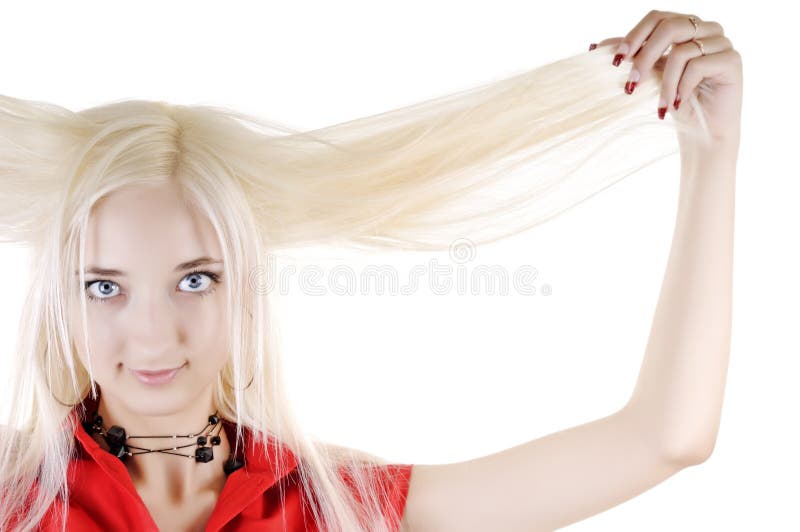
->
[591, 10, 742, 153]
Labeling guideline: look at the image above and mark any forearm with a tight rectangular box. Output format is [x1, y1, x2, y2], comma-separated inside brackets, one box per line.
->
[624, 143, 738, 465]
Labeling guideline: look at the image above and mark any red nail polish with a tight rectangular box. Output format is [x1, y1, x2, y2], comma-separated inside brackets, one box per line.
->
[658, 106, 667, 120]
[624, 81, 637, 94]
[613, 54, 625, 66]
[589, 43, 597, 51]
[673, 96, 681, 110]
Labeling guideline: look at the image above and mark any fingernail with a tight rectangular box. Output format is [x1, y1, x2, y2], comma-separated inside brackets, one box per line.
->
[613, 42, 629, 66]
[673, 94, 681, 110]
[658, 98, 667, 120]
[625, 69, 640, 94]
[589, 43, 598, 51]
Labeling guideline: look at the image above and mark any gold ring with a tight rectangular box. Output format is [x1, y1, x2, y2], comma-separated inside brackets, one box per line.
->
[687, 15, 700, 38]
[691, 38, 706, 56]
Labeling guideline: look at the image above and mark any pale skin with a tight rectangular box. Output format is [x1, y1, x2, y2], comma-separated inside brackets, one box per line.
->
[399, 9, 742, 532]
[68, 9, 741, 532]
[70, 182, 234, 531]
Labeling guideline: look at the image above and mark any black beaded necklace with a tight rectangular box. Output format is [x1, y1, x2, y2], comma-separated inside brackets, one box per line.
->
[82, 411, 244, 475]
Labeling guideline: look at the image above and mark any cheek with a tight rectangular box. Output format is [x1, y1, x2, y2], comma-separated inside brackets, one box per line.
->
[69, 308, 121, 369]
[181, 297, 229, 363]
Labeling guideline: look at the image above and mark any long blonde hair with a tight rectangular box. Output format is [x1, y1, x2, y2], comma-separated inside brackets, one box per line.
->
[0, 43, 710, 532]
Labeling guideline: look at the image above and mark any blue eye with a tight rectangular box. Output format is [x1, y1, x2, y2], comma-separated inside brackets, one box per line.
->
[178, 271, 219, 294]
[84, 270, 222, 303]
[85, 280, 120, 302]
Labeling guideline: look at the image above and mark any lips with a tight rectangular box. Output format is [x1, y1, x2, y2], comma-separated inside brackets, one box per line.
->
[129, 363, 185, 386]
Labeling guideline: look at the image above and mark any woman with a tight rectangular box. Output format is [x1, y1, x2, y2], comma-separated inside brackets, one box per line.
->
[0, 8, 741, 531]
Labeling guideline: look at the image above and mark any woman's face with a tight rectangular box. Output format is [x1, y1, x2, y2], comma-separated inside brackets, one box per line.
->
[69, 181, 229, 415]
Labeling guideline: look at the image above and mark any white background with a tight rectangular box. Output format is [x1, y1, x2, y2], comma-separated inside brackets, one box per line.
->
[1, 1, 796, 530]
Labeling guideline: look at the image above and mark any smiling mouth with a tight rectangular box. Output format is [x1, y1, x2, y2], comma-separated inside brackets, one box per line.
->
[133, 365, 185, 374]
[129, 363, 186, 385]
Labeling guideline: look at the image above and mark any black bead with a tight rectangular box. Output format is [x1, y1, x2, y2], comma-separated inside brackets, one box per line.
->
[105, 425, 127, 448]
[211, 435, 221, 446]
[197, 436, 207, 446]
[108, 442, 128, 460]
[92, 413, 103, 425]
[223, 456, 243, 475]
[208, 414, 219, 425]
[195, 446, 214, 463]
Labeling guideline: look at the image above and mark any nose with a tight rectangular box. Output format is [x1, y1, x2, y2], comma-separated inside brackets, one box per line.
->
[125, 290, 183, 361]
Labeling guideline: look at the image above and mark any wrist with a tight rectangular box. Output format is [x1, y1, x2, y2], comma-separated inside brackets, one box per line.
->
[681, 140, 739, 175]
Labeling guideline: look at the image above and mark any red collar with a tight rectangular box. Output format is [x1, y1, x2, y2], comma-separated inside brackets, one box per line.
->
[68, 393, 300, 531]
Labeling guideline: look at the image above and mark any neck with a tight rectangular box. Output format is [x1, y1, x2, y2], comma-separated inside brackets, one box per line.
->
[90, 389, 232, 502]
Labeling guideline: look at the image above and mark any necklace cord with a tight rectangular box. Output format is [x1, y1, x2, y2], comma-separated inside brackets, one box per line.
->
[81, 410, 244, 474]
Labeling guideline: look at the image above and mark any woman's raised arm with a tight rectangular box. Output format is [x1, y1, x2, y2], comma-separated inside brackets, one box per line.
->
[399, 9, 741, 531]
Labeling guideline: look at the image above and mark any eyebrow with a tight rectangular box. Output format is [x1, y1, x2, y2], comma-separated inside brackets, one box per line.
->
[75, 257, 223, 277]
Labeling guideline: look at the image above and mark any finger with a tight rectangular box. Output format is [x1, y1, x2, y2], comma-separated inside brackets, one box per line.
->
[612, 10, 670, 65]
[613, 10, 722, 67]
[673, 48, 741, 115]
[590, 37, 624, 51]
[659, 36, 733, 118]
[625, 16, 724, 92]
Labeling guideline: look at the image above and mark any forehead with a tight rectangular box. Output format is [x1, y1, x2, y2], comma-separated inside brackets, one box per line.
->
[83, 181, 221, 268]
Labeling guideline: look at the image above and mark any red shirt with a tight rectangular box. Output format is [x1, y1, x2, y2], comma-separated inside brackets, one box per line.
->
[28, 395, 413, 531]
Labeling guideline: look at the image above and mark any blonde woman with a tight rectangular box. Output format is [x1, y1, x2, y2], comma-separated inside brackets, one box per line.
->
[0, 8, 741, 532]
